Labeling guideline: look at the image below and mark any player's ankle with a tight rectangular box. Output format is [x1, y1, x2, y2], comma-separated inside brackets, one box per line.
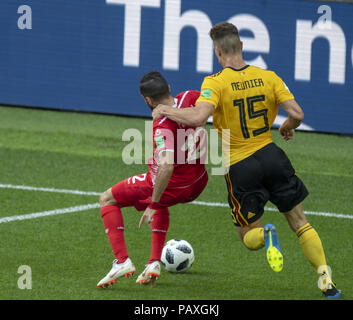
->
[147, 258, 160, 264]
[116, 256, 128, 264]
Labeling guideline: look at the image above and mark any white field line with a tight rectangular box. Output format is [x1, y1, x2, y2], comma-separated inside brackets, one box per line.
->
[191, 201, 353, 219]
[0, 203, 100, 224]
[0, 184, 101, 196]
[0, 184, 352, 223]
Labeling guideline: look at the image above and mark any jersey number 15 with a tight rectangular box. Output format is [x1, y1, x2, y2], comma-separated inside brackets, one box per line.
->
[233, 95, 269, 139]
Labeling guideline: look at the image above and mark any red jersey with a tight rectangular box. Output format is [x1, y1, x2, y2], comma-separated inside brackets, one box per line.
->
[148, 90, 207, 188]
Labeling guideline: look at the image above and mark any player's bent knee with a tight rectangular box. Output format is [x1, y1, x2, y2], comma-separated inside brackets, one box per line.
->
[99, 192, 108, 207]
[99, 188, 117, 207]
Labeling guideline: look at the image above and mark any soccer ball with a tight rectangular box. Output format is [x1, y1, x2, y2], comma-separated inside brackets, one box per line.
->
[161, 239, 195, 273]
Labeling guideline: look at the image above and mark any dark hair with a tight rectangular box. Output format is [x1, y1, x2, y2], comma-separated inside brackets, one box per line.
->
[209, 22, 241, 54]
[139, 71, 170, 100]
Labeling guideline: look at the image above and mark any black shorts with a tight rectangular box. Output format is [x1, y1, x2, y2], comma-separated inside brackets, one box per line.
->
[225, 142, 308, 227]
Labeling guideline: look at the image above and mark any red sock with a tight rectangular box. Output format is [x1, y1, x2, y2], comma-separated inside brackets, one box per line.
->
[148, 208, 170, 264]
[100, 205, 128, 263]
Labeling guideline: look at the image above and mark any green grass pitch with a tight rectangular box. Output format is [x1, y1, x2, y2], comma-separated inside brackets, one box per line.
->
[0, 105, 352, 300]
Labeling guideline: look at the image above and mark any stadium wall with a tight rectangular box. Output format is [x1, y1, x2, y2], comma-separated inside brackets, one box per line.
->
[0, 0, 352, 134]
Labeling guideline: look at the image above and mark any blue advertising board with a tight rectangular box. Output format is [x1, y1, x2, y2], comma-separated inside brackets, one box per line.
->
[0, 0, 352, 133]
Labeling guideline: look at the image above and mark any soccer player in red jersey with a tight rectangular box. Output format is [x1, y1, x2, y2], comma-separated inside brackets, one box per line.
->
[97, 71, 208, 287]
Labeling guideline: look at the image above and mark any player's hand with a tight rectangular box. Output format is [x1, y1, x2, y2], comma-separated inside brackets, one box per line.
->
[152, 104, 167, 121]
[279, 119, 295, 141]
[138, 207, 156, 229]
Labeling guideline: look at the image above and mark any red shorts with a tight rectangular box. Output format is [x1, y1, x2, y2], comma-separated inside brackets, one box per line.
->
[111, 171, 208, 211]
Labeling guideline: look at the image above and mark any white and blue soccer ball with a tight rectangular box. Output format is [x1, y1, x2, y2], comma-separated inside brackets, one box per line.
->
[161, 239, 195, 273]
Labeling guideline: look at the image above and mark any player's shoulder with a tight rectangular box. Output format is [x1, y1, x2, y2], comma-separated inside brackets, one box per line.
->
[175, 90, 200, 100]
[249, 65, 281, 80]
[203, 69, 225, 81]
[200, 70, 226, 92]
[175, 90, 200, 108]
[153, 116, 177, 132]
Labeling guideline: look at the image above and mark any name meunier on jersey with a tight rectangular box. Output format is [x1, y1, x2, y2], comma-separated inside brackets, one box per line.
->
[231, 78, 264, 91]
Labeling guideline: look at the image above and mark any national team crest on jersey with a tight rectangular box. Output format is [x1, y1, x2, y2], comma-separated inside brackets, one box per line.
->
[154, 135, 165, 149]
[201, 88, 212, 99]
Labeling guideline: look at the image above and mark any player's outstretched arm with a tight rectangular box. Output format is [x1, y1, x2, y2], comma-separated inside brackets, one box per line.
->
[279, 99, 304, 141]
[150, 151, 174, 204]
[139, 151, 174, 229]
[152, 102, 214, 127]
